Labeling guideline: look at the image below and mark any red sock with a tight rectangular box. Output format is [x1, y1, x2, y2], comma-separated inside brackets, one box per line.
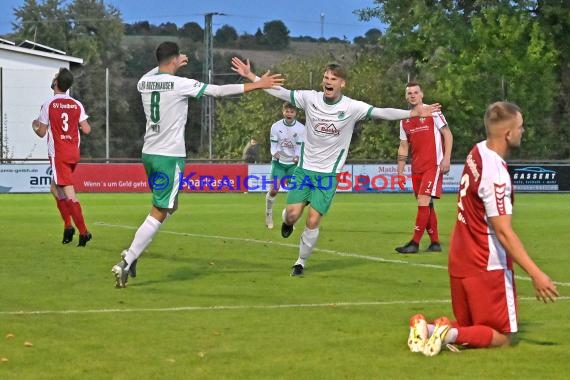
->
[426, 206, 440, 243]
[56, 198, 72, 228]
[455, 325, 494, 348]
[66, 199, 88, 235]
[412, 205, 430, 243]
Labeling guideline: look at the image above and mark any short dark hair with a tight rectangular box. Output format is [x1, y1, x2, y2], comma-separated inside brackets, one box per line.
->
[283, 102, 295, 110]
[156, 41, 180, 64]
[484, 102, 522, 130]
[56, 68, 74, 92]
[324, 62, 347, 80]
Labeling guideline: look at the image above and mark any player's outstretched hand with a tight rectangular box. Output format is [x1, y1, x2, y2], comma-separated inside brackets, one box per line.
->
[231, 57, 255, 81]
[412, 103, 441, 118]
[257, 70, 284, 89]
[532, 271, 559, 303]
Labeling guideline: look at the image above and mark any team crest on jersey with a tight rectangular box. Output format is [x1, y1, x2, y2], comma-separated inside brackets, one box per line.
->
[338, 111, 345, 119]
[494, 183, 507, 215]
[419, 117, 426, 123]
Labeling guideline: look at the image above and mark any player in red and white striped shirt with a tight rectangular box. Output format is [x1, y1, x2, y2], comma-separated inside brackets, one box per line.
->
[407, 102, 558, 356]
[395, 82, 453, 254]
[32, 68, 92, 247]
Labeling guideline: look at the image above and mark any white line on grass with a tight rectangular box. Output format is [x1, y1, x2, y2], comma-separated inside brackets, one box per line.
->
[95, 222, 570, 287]
[2, 296, 568, 316]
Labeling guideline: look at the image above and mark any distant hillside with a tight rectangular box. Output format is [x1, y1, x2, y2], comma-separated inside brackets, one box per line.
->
[216, 41, 358, 68]
[122, 35, 358, 69]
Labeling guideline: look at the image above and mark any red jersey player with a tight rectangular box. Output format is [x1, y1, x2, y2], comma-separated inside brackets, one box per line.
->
[406, 102, 558, 357]
[32, 68, 92, 246]
[395, 82, 453, 254]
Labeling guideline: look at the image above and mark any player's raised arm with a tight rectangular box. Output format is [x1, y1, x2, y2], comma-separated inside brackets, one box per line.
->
[370, 103, 442, 121]
[231, 57, 291, 102]
[244, 70, 284, 92]
[412, 103, 441, 117]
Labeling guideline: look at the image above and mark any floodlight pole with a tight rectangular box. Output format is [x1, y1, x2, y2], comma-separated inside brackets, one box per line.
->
[105, 67, 109, 162]
[201, 12, 225, 160]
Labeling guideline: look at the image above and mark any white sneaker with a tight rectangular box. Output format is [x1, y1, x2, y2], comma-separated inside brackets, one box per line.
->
[408, 314, 428, 353]
[423, 316, 451, 357]
[265, 211, 273, 229]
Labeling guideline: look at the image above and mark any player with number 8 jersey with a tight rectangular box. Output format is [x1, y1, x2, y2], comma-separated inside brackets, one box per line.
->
[111, 41, 284, 288]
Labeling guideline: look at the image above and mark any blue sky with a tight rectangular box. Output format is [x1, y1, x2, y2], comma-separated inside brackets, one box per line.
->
[1, 0, 382, 40]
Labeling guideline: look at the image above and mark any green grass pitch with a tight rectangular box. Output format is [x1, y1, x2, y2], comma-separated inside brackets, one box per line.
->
[0, 192, 569, 379]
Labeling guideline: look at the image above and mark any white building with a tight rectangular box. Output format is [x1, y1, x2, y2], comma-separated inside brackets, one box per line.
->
[0, 39, 83, 160]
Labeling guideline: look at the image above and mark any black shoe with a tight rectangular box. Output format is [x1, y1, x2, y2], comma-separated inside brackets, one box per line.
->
[62, 227, 75, 244]
[427, 242, 442, 252]
[77, 232, 92, 247]
[395, 240, 419, 254]
[281, 222, 294, 238]
[290, 264, 304, 276]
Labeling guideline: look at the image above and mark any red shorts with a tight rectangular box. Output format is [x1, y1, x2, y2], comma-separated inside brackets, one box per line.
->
[411, 167, 443, 198]
[450, 270, 518, 334]
[50, 157, 77, 186]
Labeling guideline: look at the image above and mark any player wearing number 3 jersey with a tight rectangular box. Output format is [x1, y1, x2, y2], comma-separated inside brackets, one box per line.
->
[111, 41, 284, 288]
[32, 68, 92, 247]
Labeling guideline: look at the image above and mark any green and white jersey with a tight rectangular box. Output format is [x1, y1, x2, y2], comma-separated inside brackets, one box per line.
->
[290, 90, 372, 173]
[138, 68, 207, 157]
[270, 119, 306, 165]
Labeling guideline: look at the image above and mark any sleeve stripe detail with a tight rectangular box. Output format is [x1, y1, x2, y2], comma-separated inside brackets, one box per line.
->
[196, 84, 208, 99]
[290, 90, 296, 107]
[365, 106, 374, 120]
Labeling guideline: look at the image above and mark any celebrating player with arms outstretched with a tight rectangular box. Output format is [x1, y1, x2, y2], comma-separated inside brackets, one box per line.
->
[232, 57, 440, 276]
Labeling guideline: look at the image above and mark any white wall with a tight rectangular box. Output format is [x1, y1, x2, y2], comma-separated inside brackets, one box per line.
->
[1, 48, 77, 160]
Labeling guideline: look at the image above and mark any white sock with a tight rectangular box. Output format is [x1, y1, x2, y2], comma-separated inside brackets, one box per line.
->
[427, 324, 458, 344]
[124, 215, 162, 266]
[444, 328, 458, 344]
[266, 192, 275, 213]
[295, 227, 319, 267]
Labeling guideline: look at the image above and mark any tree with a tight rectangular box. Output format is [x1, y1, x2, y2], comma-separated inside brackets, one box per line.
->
[66, 0, 131, 157]
[124, 21, 151, 35]
[354, 0, 560, 159]
[214, 24, 238, 46]
[156, 22, 178, 36]
[179, 21, 203, 41]
[262, 20, 289, 50]
[254, 27, 265, 45]
[532, 0, 570, 158]
[364, 28, 382, 44]
[12, 0, 70, 51]
[13, 0, 133, 158]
